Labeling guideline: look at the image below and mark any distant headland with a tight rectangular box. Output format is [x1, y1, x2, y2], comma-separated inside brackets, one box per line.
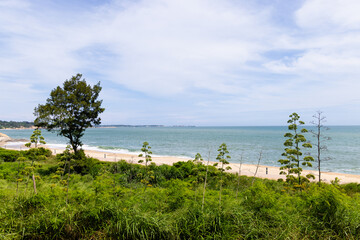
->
[0, 120, 35, 129]
[97, 125, 196, 128]
[0, 121, 196, 130]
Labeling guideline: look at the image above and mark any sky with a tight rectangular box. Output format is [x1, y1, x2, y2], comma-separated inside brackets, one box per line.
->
[1, 0, 360, 126]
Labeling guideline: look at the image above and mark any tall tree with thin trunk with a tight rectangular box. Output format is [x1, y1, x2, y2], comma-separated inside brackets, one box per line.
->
[138, 142, 152, 167]
[236, 153, 243, 199]
[202, 149, 211, 212]
[278, 113, 314, 185]
[216, 143, 231, 208]
[138, 142, 153, 189]
[310, 111, 331, 184]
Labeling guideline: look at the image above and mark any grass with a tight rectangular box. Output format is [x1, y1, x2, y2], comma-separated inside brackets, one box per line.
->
[0, 147, 360, 239]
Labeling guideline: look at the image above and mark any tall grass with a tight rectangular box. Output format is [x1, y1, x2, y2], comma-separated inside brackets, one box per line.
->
[0, 148, 360, 239]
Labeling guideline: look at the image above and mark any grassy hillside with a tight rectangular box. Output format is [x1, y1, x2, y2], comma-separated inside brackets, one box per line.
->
[0, 147, 359, 239]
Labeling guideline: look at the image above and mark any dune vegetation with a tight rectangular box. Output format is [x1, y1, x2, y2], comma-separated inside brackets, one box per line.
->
[1, 147, 360, 239]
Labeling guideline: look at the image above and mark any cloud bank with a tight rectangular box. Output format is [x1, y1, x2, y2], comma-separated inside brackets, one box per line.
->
[1, 0, 360, 125]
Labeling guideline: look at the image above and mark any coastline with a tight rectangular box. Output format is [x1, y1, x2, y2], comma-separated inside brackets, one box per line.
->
[3, 143, 360, 184]
[82, 149, 360, 184]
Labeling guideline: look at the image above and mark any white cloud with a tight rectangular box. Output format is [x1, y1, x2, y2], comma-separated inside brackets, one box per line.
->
[295, 0, 360, 31]
[88, 0, 275, 95]
[263, 0, 360, 113]
[1, 0, 360, 124]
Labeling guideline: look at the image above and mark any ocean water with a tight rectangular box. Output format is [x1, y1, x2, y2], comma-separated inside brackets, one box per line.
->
[2, 126, 360, 175]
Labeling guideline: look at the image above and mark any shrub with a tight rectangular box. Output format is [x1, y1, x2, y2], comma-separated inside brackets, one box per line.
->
[0, 148, 20, 162]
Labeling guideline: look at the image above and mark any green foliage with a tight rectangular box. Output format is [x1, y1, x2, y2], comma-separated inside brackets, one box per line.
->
[137, 142, 154, 188]
[243, 181, 277, 212]
[138, 141, 153, 167]
[216, 143, 232, 208]
[278, 113, 315, 185]
[0, 120, 34, 129]
[23, 147, 52, 158]
[34, 73, 105, 153]
[0, 148, 20, 162]
[25, 128, 46, 148]
[0, 152, 360, 239]
[216, 143, 231, 172]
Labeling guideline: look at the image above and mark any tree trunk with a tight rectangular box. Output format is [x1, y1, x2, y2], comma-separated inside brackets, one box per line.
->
[318, 124, 321, 183]
[219, 162, 224, 208]
[252, 152, 262, 185]
[202, 150, 210, 212]
[236, 155, 243, 199]
[32, 174, 37, 194]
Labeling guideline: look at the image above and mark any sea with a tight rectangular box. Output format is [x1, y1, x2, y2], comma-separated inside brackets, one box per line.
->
[2, 126, 360, 175]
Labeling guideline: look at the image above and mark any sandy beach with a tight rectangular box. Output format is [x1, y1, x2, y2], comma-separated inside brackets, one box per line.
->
[3, 142, 360, 184]
[82, 149, 360, 184]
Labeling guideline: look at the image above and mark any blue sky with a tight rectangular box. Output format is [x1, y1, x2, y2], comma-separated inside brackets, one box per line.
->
[1, 0, 360, 126]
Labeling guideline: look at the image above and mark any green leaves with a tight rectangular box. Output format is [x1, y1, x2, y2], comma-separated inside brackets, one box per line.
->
[278, 112, 314, 185]
[138, 142, 152, 167]
[34, 74, 105, 153]
[216, 143, 231, 168]
[26, 129, 46, 148]
[193, 153, 203, 163]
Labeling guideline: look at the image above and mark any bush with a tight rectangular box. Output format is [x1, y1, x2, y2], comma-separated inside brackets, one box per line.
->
[20, 147, 52, 162]
[303, 184, 353, 236]
[0, 148, 20, 162]
[341, 182, 360, 196]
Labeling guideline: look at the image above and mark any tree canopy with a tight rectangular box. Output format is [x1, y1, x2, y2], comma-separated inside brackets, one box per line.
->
[34, 74, 105, 153]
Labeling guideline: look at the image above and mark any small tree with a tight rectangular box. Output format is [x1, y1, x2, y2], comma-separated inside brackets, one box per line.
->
[138, 142, 154, 189]
[15, 157, 27, 194]
[310, 111, 331, 184]
[23, 152, 45, 194]
[216, 143, 231, 207]
[235, 152, 243, 199]
[193, 153, 203, 164]
[25, 129, 46, 148]
[278, 113, 314, 185]
[191, 153, 203, 201]
[138, 142, 152, 167]
[34, 74, 105, 154]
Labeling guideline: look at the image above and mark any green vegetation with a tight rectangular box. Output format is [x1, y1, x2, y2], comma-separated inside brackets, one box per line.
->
[215, 143, 231, 208]
[25, 128, 46, 148]
[0, 120, 34, 129]
[1, 147, 360, 239]
[278, 113, 314, 186]
[34, 74, 105, 154]
[138, 141, 152, 167]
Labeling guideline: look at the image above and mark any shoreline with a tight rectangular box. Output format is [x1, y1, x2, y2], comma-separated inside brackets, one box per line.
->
[2, 143, 360, 184]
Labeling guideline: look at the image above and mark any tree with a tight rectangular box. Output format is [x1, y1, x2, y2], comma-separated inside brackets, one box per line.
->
[310, 111, 331, 184]
[34, 74, 105, 154]
[138, 142, 152, 167]
[216, 143, 231, 207]
[25, 128, 46, 148]
[138, 142, 154, 189]
[278, 113, 314, 185]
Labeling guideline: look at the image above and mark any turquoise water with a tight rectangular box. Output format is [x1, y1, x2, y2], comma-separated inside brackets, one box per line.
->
[2, 126, 360, 174]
